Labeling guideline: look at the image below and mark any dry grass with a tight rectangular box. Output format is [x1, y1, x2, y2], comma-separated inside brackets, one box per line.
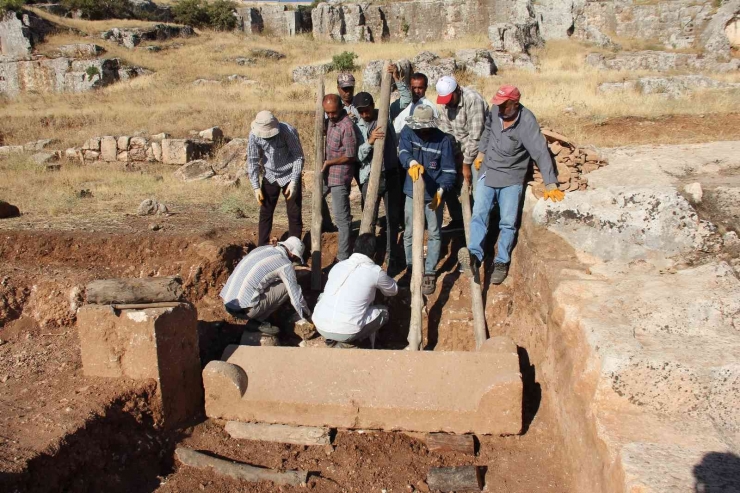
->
[2, 11, 740, 218]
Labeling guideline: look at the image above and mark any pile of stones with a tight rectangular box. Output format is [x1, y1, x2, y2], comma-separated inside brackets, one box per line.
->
[530, 129, 609, 197]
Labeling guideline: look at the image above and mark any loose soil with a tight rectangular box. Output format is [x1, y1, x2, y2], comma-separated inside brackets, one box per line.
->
[0, 215, 572, 492]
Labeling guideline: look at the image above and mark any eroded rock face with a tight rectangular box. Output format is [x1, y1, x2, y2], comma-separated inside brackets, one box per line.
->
[586, 50, 740, 73]
[598, 75, 740, 98]
[0, 11, 51, 58]
[100, 24, 195, 49]
[291, 62, 332, 84]
[701, 0, 740, 60]
[532, 187, 715, 261]
[0, 57, 151, 98]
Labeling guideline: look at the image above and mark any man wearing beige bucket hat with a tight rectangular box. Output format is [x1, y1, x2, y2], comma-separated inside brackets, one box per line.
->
[248, 110, 305, 246]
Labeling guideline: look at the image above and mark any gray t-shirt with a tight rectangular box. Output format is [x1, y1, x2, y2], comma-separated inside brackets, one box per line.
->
[479, 105, 557, 188]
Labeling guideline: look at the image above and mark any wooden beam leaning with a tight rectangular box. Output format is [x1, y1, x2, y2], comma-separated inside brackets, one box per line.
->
[311, 77, 325, 291]
[460, 180, 488, 349]
[407, 176, 426, 351]
[175, 447, 308, 486]
[359, 60, 393, 235]
[86, 277, 183, 305]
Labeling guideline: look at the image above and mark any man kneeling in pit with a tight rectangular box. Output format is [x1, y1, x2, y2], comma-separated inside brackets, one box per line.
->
[220, 237, 312, 343]
[313, 234, 399, 349]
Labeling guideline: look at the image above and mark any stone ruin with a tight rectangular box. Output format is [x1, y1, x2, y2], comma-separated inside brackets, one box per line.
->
[100, 24, 195, 49]
[234, 4, 312, 37]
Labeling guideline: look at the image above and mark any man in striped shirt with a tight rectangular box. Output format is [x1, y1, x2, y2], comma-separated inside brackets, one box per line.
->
[220, 237, 311, 336]
[247, 111, 305, 246]
[322, 94, 358, 262]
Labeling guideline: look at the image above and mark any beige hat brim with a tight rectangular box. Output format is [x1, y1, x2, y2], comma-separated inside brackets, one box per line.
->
[251, 120, 280, 139]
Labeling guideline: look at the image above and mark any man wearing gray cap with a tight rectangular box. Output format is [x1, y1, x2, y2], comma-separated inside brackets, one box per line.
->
[248, 111, 305, 246]
[398, 105, 457, 295]
[336, 73, 360, 121]
[220, 237, 312, 339]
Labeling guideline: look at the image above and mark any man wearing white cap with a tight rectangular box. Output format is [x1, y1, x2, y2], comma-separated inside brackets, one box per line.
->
[458, 85, 563, 286]
[248, 111, 305, 246]
[220, 237, 311, 337]
[435, 75, 489, 233]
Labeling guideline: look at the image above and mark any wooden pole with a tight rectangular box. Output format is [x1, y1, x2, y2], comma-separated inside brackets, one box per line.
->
[461, 180, 488, 349]
[427, 466, 483, 492]
[225, 422, 331, 446]
[407, 176, 426, 351]
[426, 433, 475, 455]
[359, 60, 393, 235]
[311, 77, 325, 291]
[175, 447, 308, 486]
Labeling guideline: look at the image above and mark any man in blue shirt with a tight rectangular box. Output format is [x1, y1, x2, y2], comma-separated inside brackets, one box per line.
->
[398, 105, 457, 295]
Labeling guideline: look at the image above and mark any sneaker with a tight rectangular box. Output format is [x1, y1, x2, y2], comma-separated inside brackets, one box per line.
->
[458, 248, 481, 283]
[325, 339, 356, 349]
[422, 274, 436, 295]
[322, 223, 339, 233]
[490, 262, 510, 285]
[440, 220, 465, 234]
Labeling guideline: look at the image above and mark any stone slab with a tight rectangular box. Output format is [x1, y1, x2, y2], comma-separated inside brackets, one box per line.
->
[203, 344, 522, 435]
[77, 303, 203, 427]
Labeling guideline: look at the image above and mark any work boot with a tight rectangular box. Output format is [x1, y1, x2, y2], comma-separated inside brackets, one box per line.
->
[422, 274, 437, 295]
[457, 247, 480, 284]
[325, 339, 356, 349]
[440, 220, 465, 234]
[322, 222, 339, 233]
[490, 262, 510, 285]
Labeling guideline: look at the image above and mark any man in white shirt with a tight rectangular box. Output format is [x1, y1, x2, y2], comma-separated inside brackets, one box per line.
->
[389, 67, 439, 136]
[313, 233, 399, 348]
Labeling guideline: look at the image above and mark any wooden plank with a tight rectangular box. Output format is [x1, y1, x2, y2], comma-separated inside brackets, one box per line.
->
[225, 421, 331, 446]
[311, 77, 325, 291]
[86, 277, 182, 304]
[175, 447, 308, 486]
[460, 181, 487, 350]
[407, 176, 426, 351]
[359, 60, 393, 235]
[427, 465, 483, 492]
[426, 433, 475, 455]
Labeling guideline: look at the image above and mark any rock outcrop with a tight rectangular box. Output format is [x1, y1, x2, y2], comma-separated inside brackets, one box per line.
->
[100, 24, 195, 49]
[586, 51, 740, 73]
[0, 11, 52, 58]
[291, 62, 332, 84]
[598, 75, 740, 98]
[235, 5, 310, 36]
[0, 56, 151, 98]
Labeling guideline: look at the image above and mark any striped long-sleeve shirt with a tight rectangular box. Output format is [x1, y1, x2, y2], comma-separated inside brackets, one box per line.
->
[219, 245, 308, 318]
[436, 86, 489, 165]
[247, 122, 304, 190]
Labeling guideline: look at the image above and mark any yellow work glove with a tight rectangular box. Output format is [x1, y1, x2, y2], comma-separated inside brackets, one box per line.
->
[408, 161, 424, 182]
[543, 183, 565, 202]
[429, 188, 444, 211]
[473, 155, 483, 171]
[254, 188, 264, 205]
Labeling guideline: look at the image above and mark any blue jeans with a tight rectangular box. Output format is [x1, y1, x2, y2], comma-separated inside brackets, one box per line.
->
[403, 195, 443, 275]
[468, 182, 523, 264]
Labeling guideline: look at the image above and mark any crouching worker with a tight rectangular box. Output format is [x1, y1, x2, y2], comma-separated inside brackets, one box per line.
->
[398, 105, 457, 295]
[313, 234, 398, 348]
[220, 237, 311, 339]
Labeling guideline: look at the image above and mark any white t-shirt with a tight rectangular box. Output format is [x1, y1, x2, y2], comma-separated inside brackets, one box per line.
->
[393, 98, 439, 135]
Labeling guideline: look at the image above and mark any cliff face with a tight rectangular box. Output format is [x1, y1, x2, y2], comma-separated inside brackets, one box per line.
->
[311, 0, 740, 58]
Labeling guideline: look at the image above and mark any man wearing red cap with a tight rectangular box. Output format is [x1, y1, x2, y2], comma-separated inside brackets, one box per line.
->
[458, 85, 564, 285]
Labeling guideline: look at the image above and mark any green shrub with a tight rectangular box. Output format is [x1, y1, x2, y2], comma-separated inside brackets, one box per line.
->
[0, 0, 27, 15]
[60, 0, 132, 20]
[206, 0, 237, 31]
[172, 0, 236, 30]
[85, 66, 101, 80]
[330, 51, 358, 72]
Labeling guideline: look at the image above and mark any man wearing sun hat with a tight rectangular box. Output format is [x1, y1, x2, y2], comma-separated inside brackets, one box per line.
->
[247, 110, 305, 246]
[435, 75, 489, 233]
[398, 104, 457, 295]
[220, 236, 312, 340]
[458, 85, 564, 286]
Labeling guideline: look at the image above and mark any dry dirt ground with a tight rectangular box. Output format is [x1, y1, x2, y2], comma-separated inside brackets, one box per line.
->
[0, 213, 572, 492]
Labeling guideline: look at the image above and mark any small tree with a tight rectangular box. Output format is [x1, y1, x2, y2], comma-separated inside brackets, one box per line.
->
[331, 51, 358, 72]
[172, 0, 209, 28]
[206, 0, 237, 31]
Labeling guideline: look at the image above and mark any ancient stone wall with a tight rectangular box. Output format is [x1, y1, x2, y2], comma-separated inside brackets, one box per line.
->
[235, 5, 309, 36]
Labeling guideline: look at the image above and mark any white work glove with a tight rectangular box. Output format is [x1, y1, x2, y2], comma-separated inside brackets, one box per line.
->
[254, 188, 264, 205]
[284, 181, 298, 201]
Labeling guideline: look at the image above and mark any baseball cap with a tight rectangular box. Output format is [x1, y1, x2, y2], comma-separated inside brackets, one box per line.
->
[278, 237, 305, 264]
[353, 92, 374, 108]
[491, 85, 521, 105]
[405, 104, 437, 130]
[337, 73, 356, 88]
[435, 75, 458, 104]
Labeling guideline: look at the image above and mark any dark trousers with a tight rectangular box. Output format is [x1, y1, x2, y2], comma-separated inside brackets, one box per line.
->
[259, 179, 302, 246]
[360, 168, 401, 262]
